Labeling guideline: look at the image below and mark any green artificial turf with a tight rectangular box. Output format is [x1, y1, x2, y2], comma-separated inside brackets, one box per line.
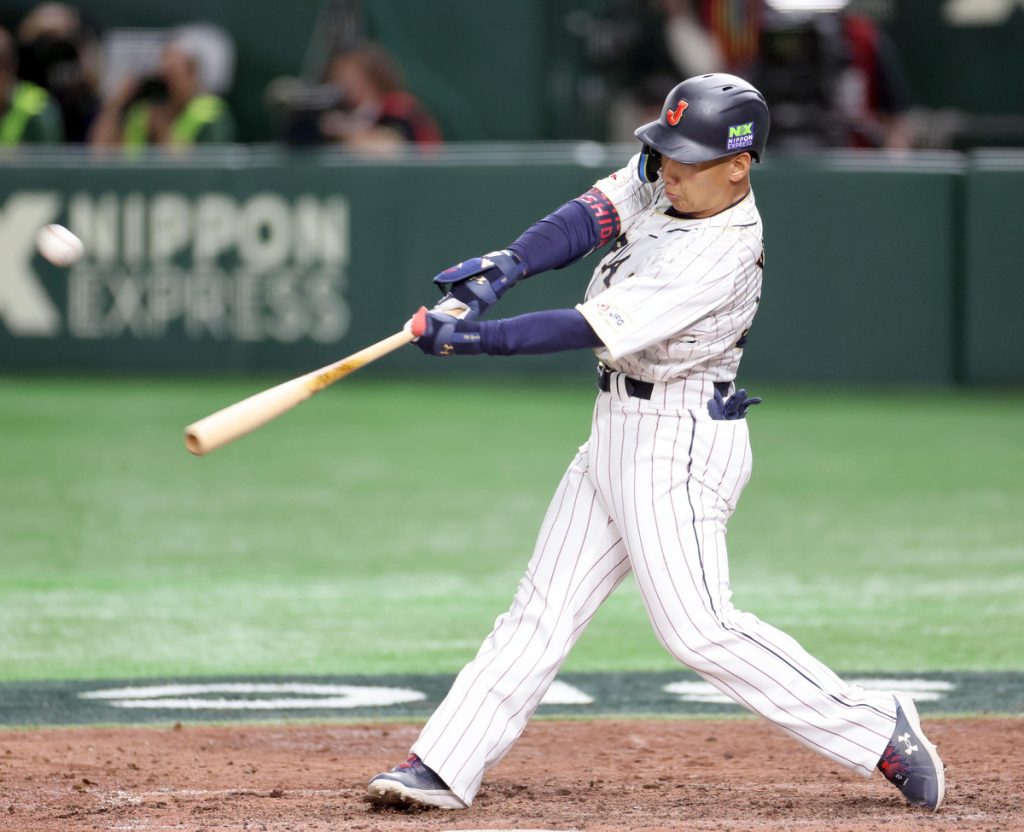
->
[0, 375, 1021, 681]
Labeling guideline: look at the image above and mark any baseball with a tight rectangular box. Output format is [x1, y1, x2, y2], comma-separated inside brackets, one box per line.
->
[36, 224, 84, 267]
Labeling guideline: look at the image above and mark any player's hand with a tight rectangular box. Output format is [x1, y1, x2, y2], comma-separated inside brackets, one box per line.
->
[708, 388, 762, 420]
[409, 306, 483, 357]
[431, 250, 526, 321]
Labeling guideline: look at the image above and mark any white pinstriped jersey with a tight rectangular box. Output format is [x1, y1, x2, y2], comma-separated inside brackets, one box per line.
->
[401, 151, 902, 810]
[576, 154, 763, 384]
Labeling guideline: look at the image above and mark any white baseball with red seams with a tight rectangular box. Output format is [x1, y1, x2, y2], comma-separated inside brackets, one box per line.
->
[35, 223, 84, 267]
[410, 154, 899, 805]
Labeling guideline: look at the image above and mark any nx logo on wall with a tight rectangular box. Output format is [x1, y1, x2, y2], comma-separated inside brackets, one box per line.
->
[0, 190, 350, 344]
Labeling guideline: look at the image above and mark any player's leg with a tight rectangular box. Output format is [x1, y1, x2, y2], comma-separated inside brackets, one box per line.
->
[374, 443, 630, 807]
[595, 403, 901, 777]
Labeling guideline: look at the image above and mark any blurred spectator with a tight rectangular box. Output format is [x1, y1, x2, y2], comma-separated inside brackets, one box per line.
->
[318, 44, 442, 149]
[698, 0, 761, 74]
[90, 26, 235, 151]
[835, 12, 912, 149]
[601, 0, 911, 149]
[657, 0, 728, 78]
[750, 4, 911, 150]
[602, 0, 728, 141]
[15, 2, 99, 143]
[0, 24, 64, 144]
[729, 1, 913, 149]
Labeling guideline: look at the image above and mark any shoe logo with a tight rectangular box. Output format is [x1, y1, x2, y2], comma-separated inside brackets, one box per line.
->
[666, 99, 689, 125]
[898, 732, 919, 756]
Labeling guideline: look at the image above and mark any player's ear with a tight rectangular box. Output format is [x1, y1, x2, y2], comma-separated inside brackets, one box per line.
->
[728, 152, 752, 182]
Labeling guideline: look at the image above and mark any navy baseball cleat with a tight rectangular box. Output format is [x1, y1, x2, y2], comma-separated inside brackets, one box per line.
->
[878, 693, 945, 812]
[367, 754, 467, 809]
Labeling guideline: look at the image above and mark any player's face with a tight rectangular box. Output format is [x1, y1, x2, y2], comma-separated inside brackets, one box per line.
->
[660, 154, 750, 218]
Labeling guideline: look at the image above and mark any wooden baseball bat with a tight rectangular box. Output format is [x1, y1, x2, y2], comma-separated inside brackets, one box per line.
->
[185, 308, 429, 456]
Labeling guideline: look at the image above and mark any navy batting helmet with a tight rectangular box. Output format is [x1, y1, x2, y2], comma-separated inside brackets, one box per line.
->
[634, 73, 770, 183]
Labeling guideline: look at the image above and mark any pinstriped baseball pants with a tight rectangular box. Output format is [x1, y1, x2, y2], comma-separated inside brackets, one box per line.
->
[412, 376, 898, 805]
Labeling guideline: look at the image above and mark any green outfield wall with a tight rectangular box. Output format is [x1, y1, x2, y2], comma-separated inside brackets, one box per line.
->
[742, 159, 960, 384]
[0, 148, 1018, 383]
[963, 153, 1024, 384]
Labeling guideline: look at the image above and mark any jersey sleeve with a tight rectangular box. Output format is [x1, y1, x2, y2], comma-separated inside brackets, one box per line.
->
[575, 244, 739, 360]
[590, 154, 660, 233]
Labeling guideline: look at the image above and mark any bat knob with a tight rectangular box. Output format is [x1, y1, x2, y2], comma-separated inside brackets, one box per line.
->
[411, 306, 429, 338]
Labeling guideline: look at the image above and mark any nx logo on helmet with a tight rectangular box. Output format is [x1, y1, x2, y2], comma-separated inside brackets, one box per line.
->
[666, 99, 689, 126]
[726, 122, 754, 150]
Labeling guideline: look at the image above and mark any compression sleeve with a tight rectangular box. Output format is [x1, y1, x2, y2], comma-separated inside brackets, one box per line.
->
[507, 188, 621, 276]
[465, 309, 604, 355]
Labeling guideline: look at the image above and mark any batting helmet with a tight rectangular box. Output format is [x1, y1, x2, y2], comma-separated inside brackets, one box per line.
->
[634, 73, 770, 183]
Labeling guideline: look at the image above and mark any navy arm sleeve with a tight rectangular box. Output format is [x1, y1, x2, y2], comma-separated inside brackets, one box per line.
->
[468, 308, 604, 355]
[507, 188, 621, 276]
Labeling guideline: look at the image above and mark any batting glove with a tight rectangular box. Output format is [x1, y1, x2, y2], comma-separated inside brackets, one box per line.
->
[431, 250, 526, 321]
[708, 388, 762, 420]
[409, 306, 483, 357]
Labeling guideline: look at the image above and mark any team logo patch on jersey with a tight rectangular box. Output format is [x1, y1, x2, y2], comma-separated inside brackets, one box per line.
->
[666, 99, 689, 125]
[726, 122, 754, 150]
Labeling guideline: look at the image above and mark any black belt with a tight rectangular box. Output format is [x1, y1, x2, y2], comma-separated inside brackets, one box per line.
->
[597, 365, 654, 399]
[596, 365, 731, 400]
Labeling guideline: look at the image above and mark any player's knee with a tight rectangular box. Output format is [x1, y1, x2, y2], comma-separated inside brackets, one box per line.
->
[651, 627, 711, 668]
[654, 606, 762, 669]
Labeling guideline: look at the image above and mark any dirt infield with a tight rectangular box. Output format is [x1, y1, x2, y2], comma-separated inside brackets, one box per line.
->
[1, 717, 1020, 831]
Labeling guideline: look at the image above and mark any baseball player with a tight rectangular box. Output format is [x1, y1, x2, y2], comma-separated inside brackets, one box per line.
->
[368, 74, 944, 814]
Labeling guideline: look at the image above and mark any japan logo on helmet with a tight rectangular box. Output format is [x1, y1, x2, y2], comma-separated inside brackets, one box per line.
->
[666, 100, 689, 126]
